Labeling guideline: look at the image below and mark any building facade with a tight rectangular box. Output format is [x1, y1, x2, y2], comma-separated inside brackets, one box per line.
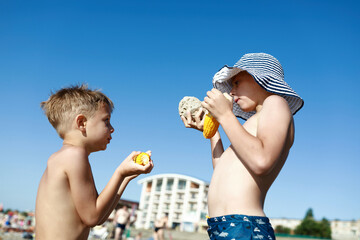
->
[135, 173, 209, 232]
[270, 218, 360, 240]
[270, 218, 302, 231]
[331, 219, 360, 240]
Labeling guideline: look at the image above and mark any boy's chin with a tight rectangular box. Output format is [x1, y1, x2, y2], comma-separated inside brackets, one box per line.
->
[239, 104, 254, 113]
[93, 145, 107, 153]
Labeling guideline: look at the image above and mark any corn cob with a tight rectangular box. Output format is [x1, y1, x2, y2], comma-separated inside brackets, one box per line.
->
[202, 93, 232, 139]
[203, 113, 219, 139]
[133, 152, 151, 166]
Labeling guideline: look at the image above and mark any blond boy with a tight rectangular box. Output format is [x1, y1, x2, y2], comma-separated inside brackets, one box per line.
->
[181, 53, 303, 239]
[35, 85, 153, 240]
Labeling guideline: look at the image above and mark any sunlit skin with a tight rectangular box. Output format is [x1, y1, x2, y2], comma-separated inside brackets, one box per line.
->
[35, 103, 154, 240]
[114, 206, 130, 240]
[153, 214, 168, 240]
[181, 71, 294, 217]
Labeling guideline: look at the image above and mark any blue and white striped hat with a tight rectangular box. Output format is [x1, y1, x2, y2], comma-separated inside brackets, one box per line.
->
[213, 53, 304, 120]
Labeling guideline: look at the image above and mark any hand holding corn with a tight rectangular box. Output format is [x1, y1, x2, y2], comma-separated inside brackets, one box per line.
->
[133, 152, 151, 166]
[203, 93, 232, 138]
[179, 93, 232, 139]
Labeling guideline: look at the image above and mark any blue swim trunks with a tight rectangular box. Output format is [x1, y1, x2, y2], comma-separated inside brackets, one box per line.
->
[207, 214, 276, 240]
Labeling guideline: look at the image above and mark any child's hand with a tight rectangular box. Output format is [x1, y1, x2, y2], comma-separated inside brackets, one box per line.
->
[180, 108, 205, 131]
[118, 151, 154, 178]
[202, 89, 233, 121]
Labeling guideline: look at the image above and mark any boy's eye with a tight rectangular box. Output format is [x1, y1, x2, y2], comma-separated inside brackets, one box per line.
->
[104, 119, 111, 127]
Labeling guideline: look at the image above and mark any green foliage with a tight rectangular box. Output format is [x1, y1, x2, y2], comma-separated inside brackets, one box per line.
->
[319, 218, 331, 239]
[294, 208, 331, 239]
[20, 211, 28, 217]
[305, 208, 314, 219]
[275, 225, 291, 234]
[5, 209, 12, 214]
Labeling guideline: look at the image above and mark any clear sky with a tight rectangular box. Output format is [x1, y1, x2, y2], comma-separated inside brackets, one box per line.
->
[1, 0, 359, 221]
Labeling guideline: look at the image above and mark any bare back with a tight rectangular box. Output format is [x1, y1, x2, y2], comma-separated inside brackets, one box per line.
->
[154, 216, 168, 228]
[208, 111, 294, 217]
[35, 148, 91, 240]
[116, 208, 130, 225]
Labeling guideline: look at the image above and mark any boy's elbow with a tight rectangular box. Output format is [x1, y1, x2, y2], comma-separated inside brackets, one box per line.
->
[84, 219, 100, 228]
[82, 214, 102, 228]
[253, 158, 273, 176]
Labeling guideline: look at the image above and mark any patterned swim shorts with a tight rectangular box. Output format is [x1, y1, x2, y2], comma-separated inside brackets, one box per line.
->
[207, 214, 276, 240]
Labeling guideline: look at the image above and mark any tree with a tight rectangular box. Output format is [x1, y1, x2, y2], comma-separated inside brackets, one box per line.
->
[275, 225, 291, 234]
[294, 208, 331, 238]
[319, 218, 331, 239]
[305, 208, 314, 219]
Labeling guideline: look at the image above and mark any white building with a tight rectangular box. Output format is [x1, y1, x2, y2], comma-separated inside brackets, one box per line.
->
[270, 218, 360, 240]
[331, 219, 360, 240]
[270, 218, 302, 230]
[135, 173, 209, 232]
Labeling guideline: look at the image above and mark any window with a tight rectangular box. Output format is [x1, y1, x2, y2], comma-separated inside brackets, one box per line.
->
[177, 193, 184, 200]
[166, 194, 171, 200]
[189, 203, 197, 210]
[146, 182, 152, 192]
[190, 182, 199, 189]
[156, 180, 163, 191]
[166, 179, 174, 191]
[178, 180, 186, 190]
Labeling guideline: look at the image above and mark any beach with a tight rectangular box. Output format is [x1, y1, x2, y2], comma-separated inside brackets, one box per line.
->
[0, 228, 324, 240]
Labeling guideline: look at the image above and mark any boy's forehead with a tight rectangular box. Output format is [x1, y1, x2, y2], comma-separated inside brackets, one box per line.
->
[232, 71, 253, 82]
[97, 103, 112, 115]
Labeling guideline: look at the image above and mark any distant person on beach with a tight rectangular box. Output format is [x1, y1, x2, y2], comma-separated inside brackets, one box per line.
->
[114, 205, 130, 240]
[153, 213, 168, 240]
[35, 84, 153, 240]
[181, 53, 303, 239]
[135, 232, 142, 240]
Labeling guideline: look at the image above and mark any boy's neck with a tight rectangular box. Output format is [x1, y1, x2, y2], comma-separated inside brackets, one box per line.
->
[62, 133, 91, 156]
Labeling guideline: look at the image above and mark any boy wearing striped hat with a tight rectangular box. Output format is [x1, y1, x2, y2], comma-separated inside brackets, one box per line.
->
[182, 53, 303, 239]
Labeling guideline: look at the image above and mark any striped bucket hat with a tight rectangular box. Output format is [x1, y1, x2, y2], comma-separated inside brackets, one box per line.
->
[213, 53, 304, 120]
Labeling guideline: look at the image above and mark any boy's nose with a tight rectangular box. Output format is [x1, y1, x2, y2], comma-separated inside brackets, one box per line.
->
[110, 125, 115, 133]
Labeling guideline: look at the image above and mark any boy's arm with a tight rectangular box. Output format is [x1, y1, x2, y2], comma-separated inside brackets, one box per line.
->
[98, 175, 137, 225]
[204, 89, 292, 176]
[98, 151, 151, 224]
[181, 109, 225, 168]
[210, 131, 224, 168]
[66, 151, 152, 227]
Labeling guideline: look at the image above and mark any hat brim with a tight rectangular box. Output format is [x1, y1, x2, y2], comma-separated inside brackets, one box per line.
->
[213, 66, 304, 120]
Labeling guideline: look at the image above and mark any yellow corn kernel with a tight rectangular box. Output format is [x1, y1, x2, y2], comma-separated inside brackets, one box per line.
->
[133, 152, 151, 166]
[203, 113, 219, 139]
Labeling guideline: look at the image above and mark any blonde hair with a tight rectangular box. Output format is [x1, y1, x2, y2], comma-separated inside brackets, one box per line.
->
[41, 84, 114, 139]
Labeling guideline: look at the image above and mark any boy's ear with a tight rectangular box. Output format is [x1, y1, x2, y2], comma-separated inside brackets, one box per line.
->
[75, 114, 87, 133]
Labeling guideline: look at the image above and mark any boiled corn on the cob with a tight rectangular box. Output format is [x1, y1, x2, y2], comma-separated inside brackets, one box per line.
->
[133, 152, 151, 166]
[202, 93, 232, 139]
[203, 113, 219, 139]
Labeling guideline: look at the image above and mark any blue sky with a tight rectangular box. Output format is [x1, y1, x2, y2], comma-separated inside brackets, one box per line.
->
[0, 0, 359, 221]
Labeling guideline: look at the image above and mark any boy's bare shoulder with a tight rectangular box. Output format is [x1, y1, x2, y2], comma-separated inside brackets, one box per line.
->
[48, 146, 88, 170]
[264, 94, 289, 106]
[263, 95, 292, 115]
[258, 95, 293, 134]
